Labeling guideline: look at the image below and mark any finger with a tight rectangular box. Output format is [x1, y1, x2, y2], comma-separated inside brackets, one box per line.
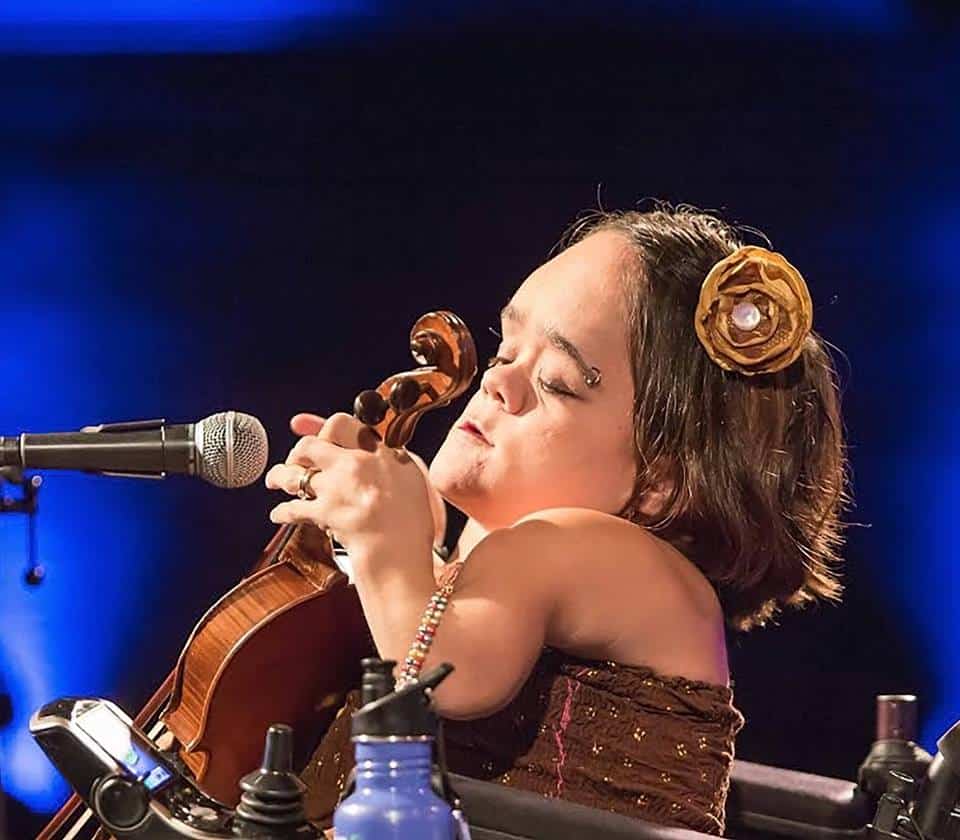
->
[406, 449, 430, 475]
[291, 413, 326, 436]
[285, 436, 347, 468]
[265, 462, 324, 496]
[269, 499, 329, 526]
[318, 412, 379, 452]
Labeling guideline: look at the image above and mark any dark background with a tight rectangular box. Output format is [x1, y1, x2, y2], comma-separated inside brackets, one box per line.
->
[1, 2, 958, 836]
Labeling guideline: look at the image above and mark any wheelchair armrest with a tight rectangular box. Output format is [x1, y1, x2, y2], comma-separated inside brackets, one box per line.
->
[726, 760, 873, 838]
[450, 773, 719, 840]
[449, 760, 875, 839]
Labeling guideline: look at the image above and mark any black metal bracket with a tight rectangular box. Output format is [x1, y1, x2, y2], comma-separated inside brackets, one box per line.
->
[0, 467, 44, 583]
[0, 467, 41, 515]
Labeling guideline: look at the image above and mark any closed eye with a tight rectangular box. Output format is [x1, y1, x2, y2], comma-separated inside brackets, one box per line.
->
[537, 377, 578, 399]
[488, 355, 579, 399]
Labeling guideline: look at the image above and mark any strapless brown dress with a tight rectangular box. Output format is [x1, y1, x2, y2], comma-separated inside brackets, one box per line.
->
[300, 647, 745, 835]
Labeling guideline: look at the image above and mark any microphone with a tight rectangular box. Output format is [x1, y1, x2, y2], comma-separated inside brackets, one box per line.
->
[0, 412, 269, 488]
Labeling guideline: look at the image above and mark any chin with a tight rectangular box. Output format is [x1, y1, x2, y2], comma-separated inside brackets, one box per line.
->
[429, 450, 496, 521]
[429, 458, 479, 508]
[430, 433, 481, 490]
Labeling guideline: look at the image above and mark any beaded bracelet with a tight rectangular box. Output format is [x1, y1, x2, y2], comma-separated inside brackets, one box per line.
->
[396, 548, 464, 688]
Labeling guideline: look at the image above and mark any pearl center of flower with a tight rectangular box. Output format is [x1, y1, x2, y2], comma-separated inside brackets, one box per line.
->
[731, 300, 761, 331]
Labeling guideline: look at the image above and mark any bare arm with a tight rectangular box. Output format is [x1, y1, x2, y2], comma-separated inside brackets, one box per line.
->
[350, 519, 561, 719]
[267, 413, 552, 717]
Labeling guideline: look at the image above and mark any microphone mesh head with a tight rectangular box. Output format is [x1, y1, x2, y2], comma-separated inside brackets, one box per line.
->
[196, 411, 269, 488]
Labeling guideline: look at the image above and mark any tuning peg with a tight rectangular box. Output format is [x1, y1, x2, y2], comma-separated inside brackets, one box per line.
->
[389, 378, 422, 412]
[354, 390, 389, 426]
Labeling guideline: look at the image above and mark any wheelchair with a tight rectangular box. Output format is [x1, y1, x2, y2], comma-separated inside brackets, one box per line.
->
[453, 694, 959, 840]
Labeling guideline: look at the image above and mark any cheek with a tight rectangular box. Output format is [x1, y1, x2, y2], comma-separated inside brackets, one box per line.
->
[604, 435, 638, 510]
[544, 417, 636, 506]
[507, 424, 583, 477]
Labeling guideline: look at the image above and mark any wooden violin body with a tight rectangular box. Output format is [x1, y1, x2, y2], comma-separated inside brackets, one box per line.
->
[162, 524, 370, 804]
[38, 310, 476, 838]
[161, 310, 477, 805]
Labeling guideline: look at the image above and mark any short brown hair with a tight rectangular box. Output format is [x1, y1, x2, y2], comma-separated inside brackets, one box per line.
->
[564, 205, 851, 631]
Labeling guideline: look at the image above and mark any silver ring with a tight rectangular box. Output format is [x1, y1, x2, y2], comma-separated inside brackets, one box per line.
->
[297, 468, 319, 500]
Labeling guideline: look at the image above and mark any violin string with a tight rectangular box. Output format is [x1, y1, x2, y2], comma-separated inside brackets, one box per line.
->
[60, 806, 94, 840]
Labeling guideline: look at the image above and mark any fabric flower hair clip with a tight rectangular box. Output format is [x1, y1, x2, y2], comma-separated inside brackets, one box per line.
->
[694, 245, 813, 376]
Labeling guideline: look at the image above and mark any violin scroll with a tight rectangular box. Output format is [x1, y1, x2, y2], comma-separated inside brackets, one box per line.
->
[358, 311, 477, 449]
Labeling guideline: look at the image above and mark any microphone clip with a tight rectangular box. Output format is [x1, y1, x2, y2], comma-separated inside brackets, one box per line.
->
[0, 467, 41, 516]
[0, 468, 44, 585]
[79, 418, 170, 479]
[79, 418, 166, 434]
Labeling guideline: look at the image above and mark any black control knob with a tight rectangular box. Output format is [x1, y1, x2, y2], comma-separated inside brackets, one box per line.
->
[858, 694, 933, 798]
[234, 724, 311, 836]
[94, 774, 149, 829]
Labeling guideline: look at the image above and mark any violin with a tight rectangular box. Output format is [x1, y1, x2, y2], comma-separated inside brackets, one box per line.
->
[38, 310, 477, 840]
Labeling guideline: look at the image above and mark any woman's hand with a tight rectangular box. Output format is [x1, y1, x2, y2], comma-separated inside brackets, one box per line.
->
[266, 412, 576, 719]
[265, 412, 437, 561]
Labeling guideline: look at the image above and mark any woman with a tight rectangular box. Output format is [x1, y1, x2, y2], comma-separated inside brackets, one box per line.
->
[266, 206, 849, 834]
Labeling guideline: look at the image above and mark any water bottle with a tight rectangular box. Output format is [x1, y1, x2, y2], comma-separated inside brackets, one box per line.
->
[333, 661, 457, 840]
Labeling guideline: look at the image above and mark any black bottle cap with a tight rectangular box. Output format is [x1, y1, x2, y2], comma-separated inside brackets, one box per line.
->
[360, 658, 397, 706]
[352, 663, 454, 738]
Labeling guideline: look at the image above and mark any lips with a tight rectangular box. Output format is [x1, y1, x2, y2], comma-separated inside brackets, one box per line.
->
[458, 419, 491, 445]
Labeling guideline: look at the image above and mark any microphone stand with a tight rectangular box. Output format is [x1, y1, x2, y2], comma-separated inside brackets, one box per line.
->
[0, 467, 38, 839]
[0, 466, 44, 584]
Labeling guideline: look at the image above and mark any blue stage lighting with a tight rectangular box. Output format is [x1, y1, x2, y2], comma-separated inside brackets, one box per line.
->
[0, 176, 213, 811]
[0, 0, 910, 54]
[0, 0, 375, 53]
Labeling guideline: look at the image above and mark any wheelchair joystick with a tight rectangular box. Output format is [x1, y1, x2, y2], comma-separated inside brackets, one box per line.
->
[860, 695, 933, 799]
[233, 724, 315, 838]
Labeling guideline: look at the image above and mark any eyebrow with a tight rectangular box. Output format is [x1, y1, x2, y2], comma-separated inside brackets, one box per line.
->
[500, 303, 602, 387]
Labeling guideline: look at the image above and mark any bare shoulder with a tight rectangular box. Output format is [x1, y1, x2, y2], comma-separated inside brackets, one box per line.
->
[514, 506, 664, 554]
[460, 507, 649, 580]
[510, 507, 686, 581]
[461, 506, 722, 626]
[470, 507, 712, 612]
[453, 508, 638, 607]
[502, 508, 728, 683]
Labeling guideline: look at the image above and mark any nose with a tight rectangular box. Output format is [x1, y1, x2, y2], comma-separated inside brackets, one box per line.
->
[481, 360, 526, 414]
